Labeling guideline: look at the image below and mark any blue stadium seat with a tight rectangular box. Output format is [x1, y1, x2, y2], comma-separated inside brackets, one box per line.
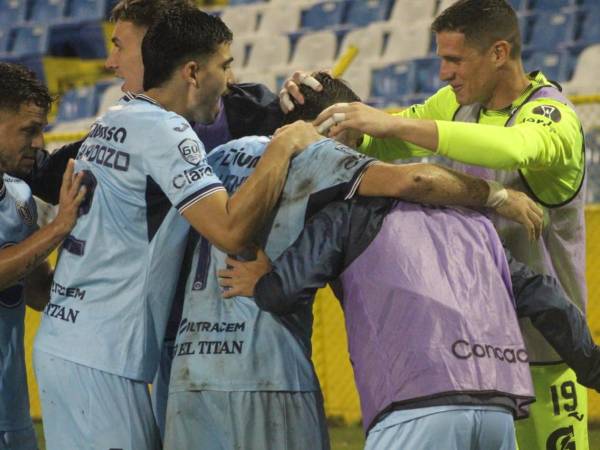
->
[65, 0, 111, 21]
[525, 11, 576, 51]
[344, 0, 394, 27]
[9, 25, 49, 57]
[56, 84, 99, 122]
[371, 62, 413, 103]
[300, 1, 347, 30]
[528, 0, 572, 11]
[507, 0, 527, 11]
[523, 50, 576, 82]
[0, 0, 27, 28]
[573, 5, 600, 47]
[0, 28, 11, 53]
[48, 21, 107, 58]
[27, 0, 67, 23]
[412, 57, 442, 94]
[228, 0, 265, 5]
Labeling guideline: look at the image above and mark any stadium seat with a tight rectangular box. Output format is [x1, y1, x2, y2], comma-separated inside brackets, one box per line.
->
[0, 0, 27, 28]
[97, 80, 124, 116]
[258, 4, 301, 35]
[528, 0, 572, 11]
[28, 0, 67, 23]
[290, 30, 338, 70]
[230, 37, 249, 69]
[56, 85, 98, 123]
[389, 0, 437, 28]
[48, 21, 107, 58]
[412, 56, 442, 94]
[228, 0, 265, 5]
[562, 44, 600, 94]
[235, 69, 276, 92]
[523, 50, 575, 82]
[344, 0, 394, 27]
[300, 1, 347, 30]
[339, 64, 371, 100]
[244, 34, 290, 70]
[370, 61, 413, 103]
[220, 4, 263, 37]
[573, 5, 600, 47]
[0, 28, 10, 53]
[64, 0, 111, 21]
[338, 23, 387, 64]
[9, 25, 49, 57]
[381, 21, 431, 63]
[525, 11, 576, 51]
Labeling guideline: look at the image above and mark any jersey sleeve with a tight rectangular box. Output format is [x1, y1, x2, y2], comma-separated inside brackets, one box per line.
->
[436, 98, 583, 170]
[293, 139, 377, 202]
[144, 117, 225, 214]
[359, 86, 458, 161]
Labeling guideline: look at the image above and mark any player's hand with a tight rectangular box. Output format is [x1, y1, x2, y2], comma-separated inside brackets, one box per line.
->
[52, 159, 87, 235]
[218, 249, 272, 298]
[313, 102, 398, 139]
[495, 189, 543, 240]
[279, 71, 323, 113]
[272, 121, 322, 156]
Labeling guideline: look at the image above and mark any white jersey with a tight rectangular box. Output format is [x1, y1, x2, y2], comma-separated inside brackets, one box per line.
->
[0, 175, 37, 430]
[169, 136, 375, 393]
[34, 95, 225, 382]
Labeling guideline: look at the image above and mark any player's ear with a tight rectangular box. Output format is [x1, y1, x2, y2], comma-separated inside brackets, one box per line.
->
[182, 60, 200, 88]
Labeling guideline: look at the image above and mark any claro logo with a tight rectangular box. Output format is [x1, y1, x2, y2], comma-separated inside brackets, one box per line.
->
[451, 339, 528, 364]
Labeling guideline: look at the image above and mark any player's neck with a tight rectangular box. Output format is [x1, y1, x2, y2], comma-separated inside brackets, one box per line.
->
[143, 84, 190, 120]
[484, 62, 530, 110]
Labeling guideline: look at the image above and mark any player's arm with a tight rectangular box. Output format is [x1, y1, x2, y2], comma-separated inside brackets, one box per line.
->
[315, 99, 581, 171]
[358, 162, 543, 239]
[0, 160, 85, 290]
[507, 250, 600, 391]
[218, 200, 358, 313]
[183, 121, 319, 255]
[23, 261, 52, 311]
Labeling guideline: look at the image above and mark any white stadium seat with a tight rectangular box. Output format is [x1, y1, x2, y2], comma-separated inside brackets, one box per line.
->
[244, 34, 290, 70]
[290, 30, 337, 70]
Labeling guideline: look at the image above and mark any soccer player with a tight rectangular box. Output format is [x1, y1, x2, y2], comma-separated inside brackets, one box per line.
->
[217, 197, 600, 450]
[163, 73, 543, 450]
[0, 63, 85, 450]
[304, 1, 588, 447]
[31, 8, 309, 450]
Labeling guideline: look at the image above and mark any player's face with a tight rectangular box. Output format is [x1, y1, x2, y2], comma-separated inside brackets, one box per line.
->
[0, 102, 46, 176]
[105, 20, 146, 94]
[191, 42, 234, 124]
[436, 31, 498, 106]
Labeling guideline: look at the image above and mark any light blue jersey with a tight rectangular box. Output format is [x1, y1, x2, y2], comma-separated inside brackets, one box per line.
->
[0, 175, 37, 431]
[168, 136, 374, 393]
[34, 95, 225, 382]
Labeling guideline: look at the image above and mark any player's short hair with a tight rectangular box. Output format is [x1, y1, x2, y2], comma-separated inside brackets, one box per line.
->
[0, 62, 52, 114]
[432, 0, 522, 58]
[142, 5, 232, 90]
[283, 72, 360, 124]
[110, 0, 195, 27]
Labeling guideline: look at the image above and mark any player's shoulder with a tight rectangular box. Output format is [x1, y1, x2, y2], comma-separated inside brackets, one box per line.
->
[208, 135, 270, 164]
[1, 175, 32, 200]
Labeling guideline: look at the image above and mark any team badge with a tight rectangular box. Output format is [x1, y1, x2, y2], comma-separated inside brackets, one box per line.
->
[178, 138, 203, 166]
[16, 201, 36, 226]
[532, 104, 562, 122]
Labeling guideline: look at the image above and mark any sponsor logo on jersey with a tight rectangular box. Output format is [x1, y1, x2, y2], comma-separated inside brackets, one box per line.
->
[178, 318, 246, 335]
[218, 148, 260, 169]
[451, 339, 528, 364]
[546, 425, 576, 450]
[43, 302, 80, 323]
[89, 123, 128, 143]
[51, 281, 86, 300]
[78, 143, 130, 172]
[532, 104, 562, 122]
[15, 201, 35, 226]
[178, 138, 203, 166]
[173, 123, 190, 132]
[172, 166, 215, 189]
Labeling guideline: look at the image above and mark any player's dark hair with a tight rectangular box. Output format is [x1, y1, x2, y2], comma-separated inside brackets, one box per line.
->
[142, 5, 232, 90]
[0, 62, 52, 114]
[283, 72, 360, 124]
[432, 0, 521, 58]
[110, 0, 195, 27]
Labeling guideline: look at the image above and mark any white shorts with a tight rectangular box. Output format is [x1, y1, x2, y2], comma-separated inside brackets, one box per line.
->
[164, 390, 330, 450]
[0, 426, 38, 450]
[33, 350, 160, 450]
[365, 405, 516, 450]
